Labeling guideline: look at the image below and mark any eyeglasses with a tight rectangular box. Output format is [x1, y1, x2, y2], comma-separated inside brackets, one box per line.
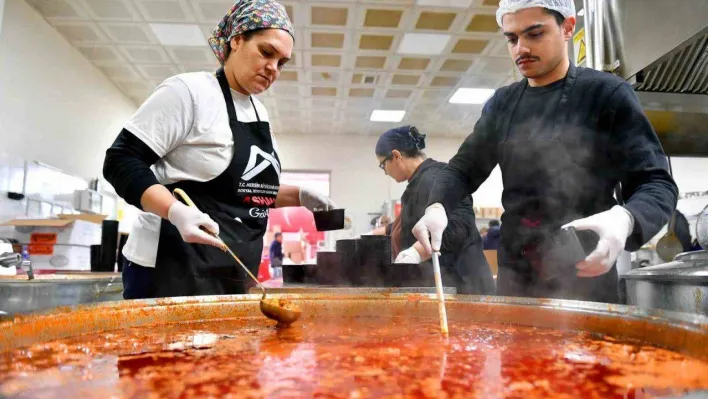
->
[379, 155, 392, 171]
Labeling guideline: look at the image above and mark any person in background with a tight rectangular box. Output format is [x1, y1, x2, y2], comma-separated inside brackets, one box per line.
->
[369, 126, 495, 295]
[483, 220, 501, 250]
[269, 232, 284, 278]
[412, 0, 677, 303]
[102, 0, 336, 299]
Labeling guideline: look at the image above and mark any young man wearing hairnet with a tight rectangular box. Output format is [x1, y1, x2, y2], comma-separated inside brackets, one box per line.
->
[410, 0, 678, 303]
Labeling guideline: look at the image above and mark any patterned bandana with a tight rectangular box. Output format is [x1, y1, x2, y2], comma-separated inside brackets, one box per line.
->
[208, 0, 294, 65]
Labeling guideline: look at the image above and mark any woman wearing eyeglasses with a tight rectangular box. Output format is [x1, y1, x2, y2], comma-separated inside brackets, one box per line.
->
[371, 126, 495, 295]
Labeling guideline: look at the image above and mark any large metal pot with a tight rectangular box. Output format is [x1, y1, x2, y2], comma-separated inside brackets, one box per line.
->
[1, 294, 706, 358]
[621, 250, 708, 315]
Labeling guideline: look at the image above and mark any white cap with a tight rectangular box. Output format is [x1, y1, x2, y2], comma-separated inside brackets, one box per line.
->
[496, 0, 576, 27]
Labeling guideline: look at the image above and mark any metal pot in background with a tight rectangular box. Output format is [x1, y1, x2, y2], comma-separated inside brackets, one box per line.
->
[622, 250, 708, 315]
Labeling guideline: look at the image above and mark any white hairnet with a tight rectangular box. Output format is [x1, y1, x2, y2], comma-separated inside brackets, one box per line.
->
[496, 0, 576, 27]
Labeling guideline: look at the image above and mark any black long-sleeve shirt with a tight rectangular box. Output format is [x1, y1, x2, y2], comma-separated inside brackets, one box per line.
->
[398, 159, 482, 254]
[428, 66, 678, 252]
[103, 129, 160, 210]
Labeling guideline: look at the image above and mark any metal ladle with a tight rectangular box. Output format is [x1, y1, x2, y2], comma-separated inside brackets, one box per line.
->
[173, 189, 302, 326]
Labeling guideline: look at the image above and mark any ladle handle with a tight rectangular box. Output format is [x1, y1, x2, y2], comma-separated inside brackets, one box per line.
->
[172, 188, 267, 298]
[431, 251, 449, 335]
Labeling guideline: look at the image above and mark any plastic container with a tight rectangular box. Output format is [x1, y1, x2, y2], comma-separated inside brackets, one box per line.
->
[313, 209, 345, 231]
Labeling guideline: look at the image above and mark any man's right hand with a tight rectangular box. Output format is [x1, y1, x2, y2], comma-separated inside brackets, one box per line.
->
[412, 203, 448, 254]
[167, 202, 225, 249]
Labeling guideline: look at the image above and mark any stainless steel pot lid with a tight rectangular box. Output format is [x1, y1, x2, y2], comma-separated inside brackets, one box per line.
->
[622, 253, 708, 282]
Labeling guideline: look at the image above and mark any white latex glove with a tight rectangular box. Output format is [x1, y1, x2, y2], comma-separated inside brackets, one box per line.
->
[395, 246, 422, 264]
[562, 205, 635, 278]
[299, 188, 337, 211]
[167, 202, 224, 249]
[412, 203, 448, 254]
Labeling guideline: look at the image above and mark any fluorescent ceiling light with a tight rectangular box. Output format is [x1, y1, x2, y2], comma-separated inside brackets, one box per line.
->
[149, 23, 206, 46]
[449, 88, 495, 104]
[397, 33, 451, 55]
[577, 8, 585, 16]
[370, 110, 405, 122]
[415, 0, 472, 7]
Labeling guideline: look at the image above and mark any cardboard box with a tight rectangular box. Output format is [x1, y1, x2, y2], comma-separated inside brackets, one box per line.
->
[1, 218, 102, 247]
[28, 244, 92, 271]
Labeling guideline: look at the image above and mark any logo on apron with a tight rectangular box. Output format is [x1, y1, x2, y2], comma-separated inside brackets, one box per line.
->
[241, 146, 281, 181]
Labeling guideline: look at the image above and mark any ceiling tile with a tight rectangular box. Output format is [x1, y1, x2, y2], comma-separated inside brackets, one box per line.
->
[415, 0, 472, 7]
[363, 9, 403, 28]
[311, 54, 341, 67]
[192, 1, 234, 23]
[278, 71, 298, 81]
[399, 58, 430, 70]
[77, 45, 122, 62]
[100, 23, 155, 43]
[120, 45, 171, 63]
[423, 89, 448, 99]
[26, 0, 82, 18]
[355, 56, 387, 69]
[312, 87, 338, 96]
[359, 34, 393, 50]
[80, 0, 137, 20]
[452, 38, 489, 54]
[98, 64, 142, 80]
[386, 89, 412, 98]
[466, 14, 499, 33]
[149, 24, 207, 46]
[392, 74, 420, 85]
[431, 76, 460, 86]
[397, 33, 450, 55]
[311, 7, 348, 26]
[311, 71, 339, 83]
[483, 0, 501, 5]
[53, 22, 107, 43]
[135, 0, 194, 22]
[351, 73, 363, 84]
[481, 58, 515, 75]
[349, 88, 375, 97]
[136, 64, 179, 80]
[166, 47, 214, 64]
[284, 5, 294, 22]
[179, 64, 217, 73]
[415, 11, 456, 31]
[271, 84, 301, 96]
[115, 80, 153, 94]
[441, 59, 473, 72]
[311, 32, 345, 49]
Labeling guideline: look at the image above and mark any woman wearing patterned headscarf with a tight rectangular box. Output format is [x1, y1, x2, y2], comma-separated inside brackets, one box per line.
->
[103, 0, 336, 299]
[369, 126, 495, 295]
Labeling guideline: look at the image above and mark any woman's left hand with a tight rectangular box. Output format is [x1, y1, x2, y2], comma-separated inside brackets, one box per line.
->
[299, 188, 337, 211]
[395, 246, 423, 264]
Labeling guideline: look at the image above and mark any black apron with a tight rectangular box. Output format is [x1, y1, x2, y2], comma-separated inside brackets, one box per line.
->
[496, 66, 619, 303]
[152, 68, 280, 298]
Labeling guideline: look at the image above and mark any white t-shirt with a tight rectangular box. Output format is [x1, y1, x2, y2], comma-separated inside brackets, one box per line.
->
[122, 72, 276, 267]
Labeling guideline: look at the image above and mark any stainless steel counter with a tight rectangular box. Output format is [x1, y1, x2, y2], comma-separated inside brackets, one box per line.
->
[0, 273, 123, 316]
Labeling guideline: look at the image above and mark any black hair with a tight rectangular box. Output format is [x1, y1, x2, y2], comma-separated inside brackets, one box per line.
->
[544, 8, 566, 25]
[398, 127, 426, 158]
[274, 232, 282, 238]
[375, 126, 427, 159]
[489, 220, 500, 227]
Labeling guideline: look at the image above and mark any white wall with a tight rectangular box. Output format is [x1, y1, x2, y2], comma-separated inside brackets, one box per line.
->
[275, 133, 504, 233]
[0, 0, 136, 180]
[0, 1, 5, 36]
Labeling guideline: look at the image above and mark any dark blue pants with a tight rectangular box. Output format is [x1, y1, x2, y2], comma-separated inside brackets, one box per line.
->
[122, 259, 156, 300]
